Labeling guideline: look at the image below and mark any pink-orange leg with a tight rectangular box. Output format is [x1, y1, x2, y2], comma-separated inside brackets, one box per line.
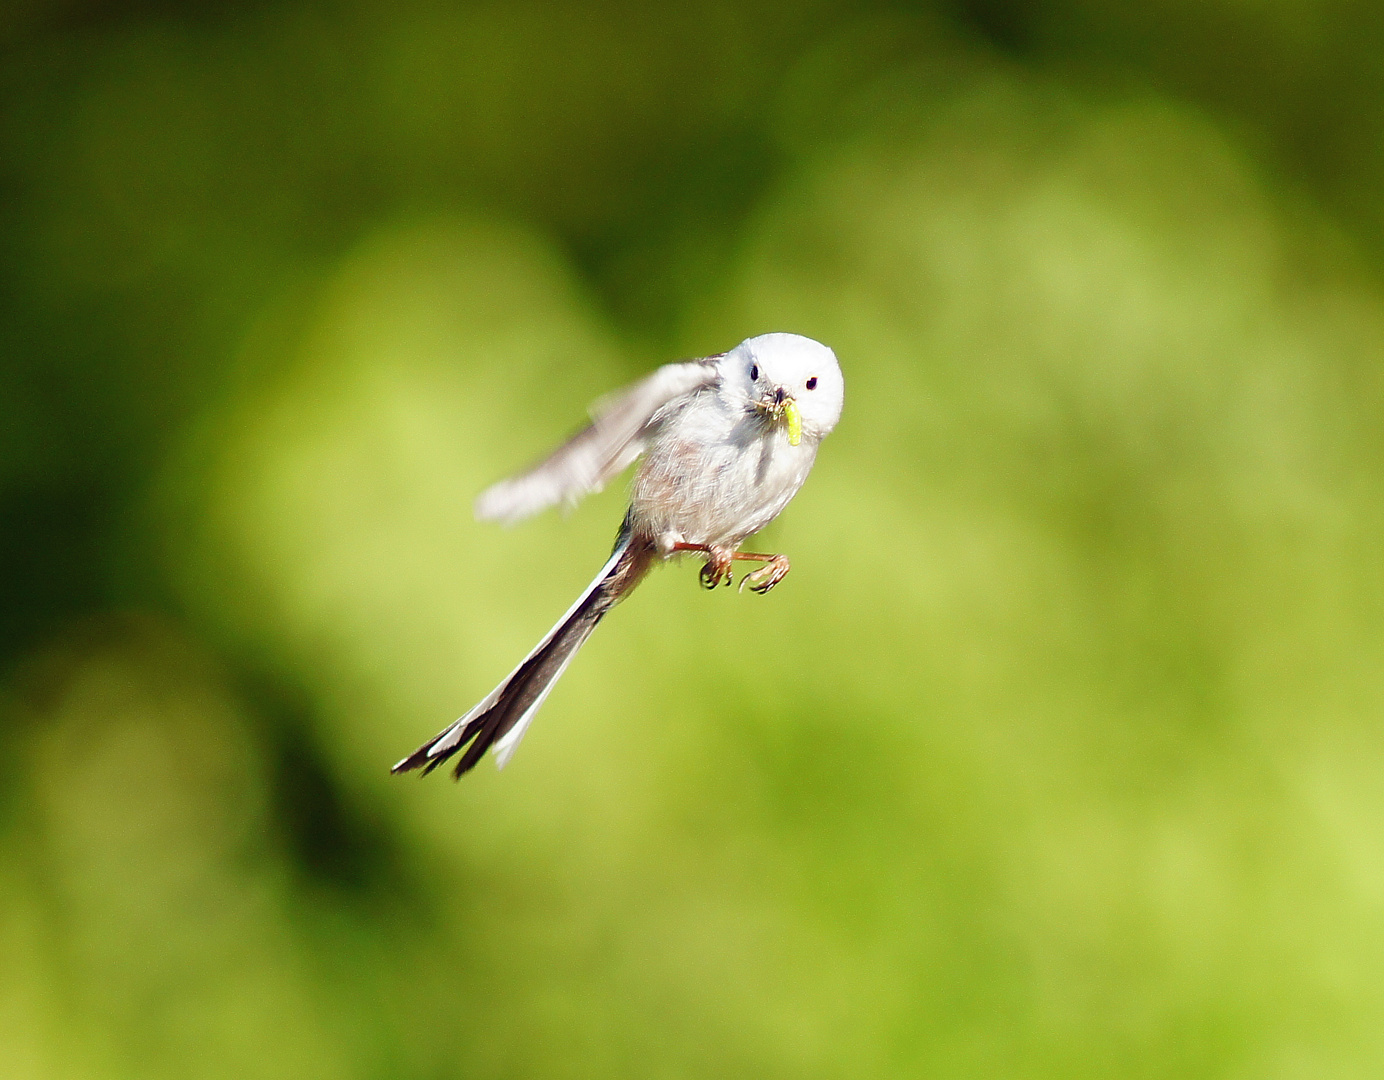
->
[671, 543, 791, 594]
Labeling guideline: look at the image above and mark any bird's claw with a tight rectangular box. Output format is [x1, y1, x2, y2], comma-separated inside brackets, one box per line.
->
[738, 555, 790, 594]
[699, 558, 732, 589]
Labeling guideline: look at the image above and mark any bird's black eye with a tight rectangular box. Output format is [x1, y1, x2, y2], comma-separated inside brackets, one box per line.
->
[806, 376, 818, 390]
[750, 364, 759, 381]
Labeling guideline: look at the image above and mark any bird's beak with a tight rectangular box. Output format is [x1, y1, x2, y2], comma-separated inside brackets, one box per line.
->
[756, 386, 801, 445]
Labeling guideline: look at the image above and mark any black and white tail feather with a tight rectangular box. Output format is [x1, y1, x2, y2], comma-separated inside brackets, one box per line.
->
[392, 529, 647, 779]
[391, 356, 720, 779]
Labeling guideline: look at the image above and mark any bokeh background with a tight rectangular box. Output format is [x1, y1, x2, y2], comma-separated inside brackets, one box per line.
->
[5, 1, 1384, 1076]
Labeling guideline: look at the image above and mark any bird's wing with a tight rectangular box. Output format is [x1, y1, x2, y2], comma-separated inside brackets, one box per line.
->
[474, 358, 720, 524]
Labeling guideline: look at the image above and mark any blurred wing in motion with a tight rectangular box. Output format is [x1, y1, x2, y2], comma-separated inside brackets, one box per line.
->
[475, 358, 719, 524]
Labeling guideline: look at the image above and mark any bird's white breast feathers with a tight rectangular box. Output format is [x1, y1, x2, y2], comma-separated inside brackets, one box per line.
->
[630, 388, 818, 551]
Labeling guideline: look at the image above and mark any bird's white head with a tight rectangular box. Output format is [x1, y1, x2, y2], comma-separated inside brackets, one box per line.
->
[720, 332, 844, 444]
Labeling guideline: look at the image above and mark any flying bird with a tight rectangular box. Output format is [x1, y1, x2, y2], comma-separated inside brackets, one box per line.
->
[393, 332, 845, 778]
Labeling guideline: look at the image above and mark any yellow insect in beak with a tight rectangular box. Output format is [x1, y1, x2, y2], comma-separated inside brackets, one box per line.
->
[783, 397, 801, 447]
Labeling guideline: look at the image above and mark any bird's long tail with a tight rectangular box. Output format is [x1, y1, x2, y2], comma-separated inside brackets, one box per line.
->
[392, 530, 653, 778]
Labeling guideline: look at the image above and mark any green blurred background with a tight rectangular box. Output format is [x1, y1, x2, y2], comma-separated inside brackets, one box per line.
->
[5, 1, 1384, 1076]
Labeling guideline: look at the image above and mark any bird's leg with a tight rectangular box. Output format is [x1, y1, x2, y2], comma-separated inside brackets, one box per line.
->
[671, 542, 735, 589]
[730, 550, 792, 594]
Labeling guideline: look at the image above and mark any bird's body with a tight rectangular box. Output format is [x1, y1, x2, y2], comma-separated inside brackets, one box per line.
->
[393, 332, 844, 778]
[632, 380, 820, 554]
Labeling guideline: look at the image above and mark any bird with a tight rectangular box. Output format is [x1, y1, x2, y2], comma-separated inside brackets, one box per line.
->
[392, 332, 844, 778]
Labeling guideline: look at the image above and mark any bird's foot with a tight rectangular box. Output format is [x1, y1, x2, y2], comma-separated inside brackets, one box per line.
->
[673, 542, 782, 592]
[698, 550, 734, 589]
[735, 552, 791, 594]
